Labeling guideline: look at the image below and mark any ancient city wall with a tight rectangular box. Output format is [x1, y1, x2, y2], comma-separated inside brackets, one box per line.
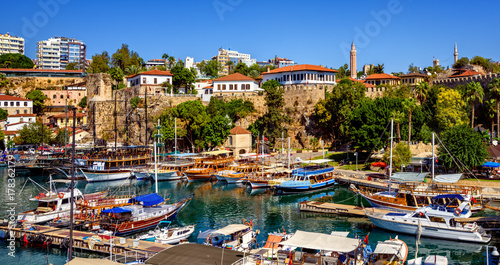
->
[2, 76, 84, 98]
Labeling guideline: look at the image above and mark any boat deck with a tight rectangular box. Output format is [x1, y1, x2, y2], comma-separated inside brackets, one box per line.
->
[299, 201, 390, 217]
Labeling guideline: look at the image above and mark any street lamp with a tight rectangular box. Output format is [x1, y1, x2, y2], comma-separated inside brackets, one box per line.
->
[354, 152, 358, 171]
[321, 140, 325, 159]
[486, 245, 499, 265]
[419, 160, 422, 173]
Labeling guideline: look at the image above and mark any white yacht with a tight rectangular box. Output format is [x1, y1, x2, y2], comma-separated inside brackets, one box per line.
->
[366, 194, 491, 243]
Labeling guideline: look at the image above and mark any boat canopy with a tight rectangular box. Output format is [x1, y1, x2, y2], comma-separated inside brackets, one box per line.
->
[373, 240, 406, 260]
[129, 193, 164, 206]
[102, 207, 131, 214]
[434, 173, 462, 183]
[483, 161, 500, 168]
[391, 172, 428, 182]
[201, 150, 232, 155]
[302, 159, 333, 164]
[239, 153, 271, 158]
[172, 153, 198, 157]
[279, 230, 360, 253]
[213, 224, 250, 236]
[432, 194, 464, 201]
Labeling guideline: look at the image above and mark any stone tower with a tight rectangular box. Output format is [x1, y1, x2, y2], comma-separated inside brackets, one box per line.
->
[454, 42, 458, 64]
[350, 41, 357, 79]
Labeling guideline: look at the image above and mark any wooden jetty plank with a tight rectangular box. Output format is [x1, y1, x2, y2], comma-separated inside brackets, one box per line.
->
[299, 201, 390, 217]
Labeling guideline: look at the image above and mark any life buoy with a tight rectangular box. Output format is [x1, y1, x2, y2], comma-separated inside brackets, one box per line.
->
[455, 208, 462, 215]
[244, 222, 251, 226]
[463, 189, 468, 194]
[58, 192, 64, 199]
[84, 200, 89, 206]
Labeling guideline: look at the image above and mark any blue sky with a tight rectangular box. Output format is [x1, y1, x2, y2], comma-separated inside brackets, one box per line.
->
[3, 0, 499, 73]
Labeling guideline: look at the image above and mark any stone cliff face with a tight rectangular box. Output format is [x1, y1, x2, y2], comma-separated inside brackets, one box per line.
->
[2, 76, 84, 98]
[87, 73, 332, 149]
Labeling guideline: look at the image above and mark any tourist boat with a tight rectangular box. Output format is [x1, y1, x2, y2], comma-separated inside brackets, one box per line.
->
[352, 126, 483, 213]
[17, 179, 106, 224]
[247, 167, 292, 189]
[215, 163, 260, 184]
[365, 194, 491, 243]
[408, 255, 448, 265]
[80, 161, 133, 182]
[371, 236, 408, 264]
[138, 221, 195, 244]
[272, 159, 336, 195]
[134, 164, 184, 181]
[183, 150, 234, 182]
[198, 223, 258, 251]
[100, 193, 192, 236]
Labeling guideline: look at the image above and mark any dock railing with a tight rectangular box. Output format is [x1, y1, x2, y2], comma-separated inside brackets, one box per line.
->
[113, 250, 155, 263]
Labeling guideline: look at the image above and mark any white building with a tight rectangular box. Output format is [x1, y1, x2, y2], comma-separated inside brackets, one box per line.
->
[0, 33, 24, 55]
[36, 36, 86, 70]
[0, 95, 33, 115]
[145, 59, 166, 69]
[3, 113, 36, 131]
[126, 69, 173, 95]
[262, 64, 338, 86]
[185, 57, 194, 69]
[213, 73, 262, 96]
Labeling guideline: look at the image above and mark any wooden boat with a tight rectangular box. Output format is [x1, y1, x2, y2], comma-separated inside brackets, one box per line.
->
[365, 194, 491, 243]
[371, 236, 408, 264]
[100, 193, 192, 236]
[273, 160, 336, 195]
[215, 163, 259, 184]
[247, 167, 292, 189]
[184, 151, 234, 182]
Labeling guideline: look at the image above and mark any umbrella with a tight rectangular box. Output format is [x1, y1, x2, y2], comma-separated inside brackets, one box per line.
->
[483, 161, 500, 168]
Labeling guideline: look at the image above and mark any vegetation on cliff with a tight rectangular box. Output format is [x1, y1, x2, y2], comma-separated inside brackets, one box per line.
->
[0, 53, 34, 69]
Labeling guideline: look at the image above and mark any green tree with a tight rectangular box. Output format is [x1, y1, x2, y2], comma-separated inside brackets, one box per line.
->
[0, 108, 7, 120]
[202, 114, 232, 148]
[171, 62, 196, 93]
[0, 130, 4, 151]
[465, 81, 484, 128]
[453, 57, 469, 69]
[226, 60, 234, 73]
[391, 110, 405, 142]
[0, 73, 9, 88]
[172, 100, 210, 148]
[111, 44, 143, 72]
[0, 53, 34, 69]
[87, 51, 110, 73]
[18, 122, 53, 145]
[200, 60, 222, 77]
[372, 64, 384, 74]
[383, 142, 412, 171]
[437, 125, 488, 170]
[415, 81, 430, 104]
[402, 98, 417, 143]
[65, 62, 78, 70]
[232, 62, 249, 76]
[336, 64, 350, 79]
[489, 78, 500, 137]
[78, 96, 87, 108]
[54, 128, 68, 146]
[130, 96, 141, 109]
[26, 90, 47, 113]
[108, 67, 124, 90]
[408, 63, 419, 73]
[125, 65, 141, 75]
[435, 87, 468, 131]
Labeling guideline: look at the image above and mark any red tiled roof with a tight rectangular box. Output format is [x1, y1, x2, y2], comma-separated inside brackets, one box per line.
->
[7, 114, 36, 117]
[214, 73, 256, 82]
[449, 70, 483, 78]
[126, 69, 173, 79]
[3, 130, 19, 135]
[0, 95, 32, 101]
[262, 64, 338, 75]
[6, 121, 28, 126]
[338, 77, 376, 88]
[202, 86, 213, 89]
[365, 73, 400, 80]
[400, 72, 426, 78]
[51, 111, 86, 118]
[230, 126, 251, 135]
[147, 59, 166, 62]
[0, 68, 83, 73]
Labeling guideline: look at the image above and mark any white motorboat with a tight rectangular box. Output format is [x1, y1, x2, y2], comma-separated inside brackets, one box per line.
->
[81, 162, 132, 182]
[366, 194, 491, 243]
[407, 255, 448, 265]
[371, 236, 408, 264]
[198, 223, 258, 251]
[137, 220, 195, 244]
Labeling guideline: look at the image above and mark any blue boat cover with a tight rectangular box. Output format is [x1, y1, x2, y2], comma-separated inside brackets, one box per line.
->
[129, 193, 165, 206]
[483, 161, 500, 168]
[432, 194, 464, 201]
[102, 207, 131, 214]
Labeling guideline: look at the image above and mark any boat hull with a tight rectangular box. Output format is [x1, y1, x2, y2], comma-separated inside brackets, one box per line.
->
[184, 172, 214, 182]
[367, 213, 490, 243]
[273, 179, 337, 195]
[136, 171, 182, 181]
[82, 169, 132, 182]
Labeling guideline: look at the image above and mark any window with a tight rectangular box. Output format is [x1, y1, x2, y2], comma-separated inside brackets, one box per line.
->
[10, 102, 13, 106]
[78, 93, 81, 96]
[24, 102, 27, 106]
[234, 84, 238, 90]
[246, 84, 250, 90]
[60, 95, 64, 99]
[53, 95, 56, 99]
[3, 102, 6, 106]
[154, 78, 157, 84]
[143, 77, 146, 84]
[24, 110, 27, 114]
[15, 110, 19, 114]
[20, 118, 23, 122]
[28, 118, 31, 122]
[229, 84, 233, 90]
[218, 84, 221, 90]
[222, 84, 226, 90]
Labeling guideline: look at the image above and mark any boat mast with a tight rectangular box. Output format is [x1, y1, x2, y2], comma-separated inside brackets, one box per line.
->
[154, 119, 159, 193]
[432, 132, 435, 183]
[174, 117, 177, 155]
[288, 137, 290, 170]
[388, 119, 394, 192]
[67, 108, 76, 262]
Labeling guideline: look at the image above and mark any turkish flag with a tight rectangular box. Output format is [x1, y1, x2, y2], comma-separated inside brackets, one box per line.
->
[363, 234, 369, 244]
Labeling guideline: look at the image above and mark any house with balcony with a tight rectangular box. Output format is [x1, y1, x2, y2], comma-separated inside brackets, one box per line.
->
[261, 64, 337, 86]
[364, 73, 401, 86]
[0, 95, 33, 115]
[400, 72, 426, 87]
[126, 69, 173, 95]
[212, 73, 262, 96]
[48, 111, 87, 128]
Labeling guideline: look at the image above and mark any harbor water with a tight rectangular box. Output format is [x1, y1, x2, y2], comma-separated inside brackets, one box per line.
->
[0, 168, 497, 264]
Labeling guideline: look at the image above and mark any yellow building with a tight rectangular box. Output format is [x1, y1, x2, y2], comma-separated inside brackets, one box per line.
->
[48, 111, 87, 128]
[225, 126, 252, 157]
[0, 33, 24, 55]
[400, 73, 426, 87]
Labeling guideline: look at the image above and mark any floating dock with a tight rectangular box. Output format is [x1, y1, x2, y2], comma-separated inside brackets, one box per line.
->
[299, 200, 389, 217]
[1, 225, 171, 263]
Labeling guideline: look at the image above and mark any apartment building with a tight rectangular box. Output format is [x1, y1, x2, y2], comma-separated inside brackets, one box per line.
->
[0, 33, 24, 55]
[36, 36, 86, 70]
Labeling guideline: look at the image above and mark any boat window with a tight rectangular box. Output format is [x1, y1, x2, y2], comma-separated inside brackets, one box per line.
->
[429, 216, 446, 223]
[412, 212, 427, 218]
[62, 198, 69, 204]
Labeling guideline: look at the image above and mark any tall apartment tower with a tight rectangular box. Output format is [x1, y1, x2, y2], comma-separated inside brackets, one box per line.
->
[0, 33, 24, 55]
[454, 42, 458, 64]
[350, 41, 357, 79]
[36, 36, 86, 70]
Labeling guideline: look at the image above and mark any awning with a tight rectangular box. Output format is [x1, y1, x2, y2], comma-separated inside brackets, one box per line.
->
[432, 194, 464, 201]
[434, 173, 462, 183]
[213, 224, 250, 236]
[373, 240, 406, 260]
[390, 172, 428, 182]
[301, 159, 333, 164]
[102, 207, 131, 214]
[483, 161, 500, 168]
[129, 193, 164, 206]
[279, 230, 360, 253]
[201, 150, 232, 155]
[264, 235, 283, 249]
[172, 153, 198, 157]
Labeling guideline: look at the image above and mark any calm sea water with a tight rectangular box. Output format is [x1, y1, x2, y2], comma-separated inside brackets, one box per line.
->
[0, 168, 496, 264]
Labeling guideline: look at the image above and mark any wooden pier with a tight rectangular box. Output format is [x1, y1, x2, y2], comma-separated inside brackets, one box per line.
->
[299, 200, 389, 217]
[1, 225, 171, 263]
[334, 173, 395, 190]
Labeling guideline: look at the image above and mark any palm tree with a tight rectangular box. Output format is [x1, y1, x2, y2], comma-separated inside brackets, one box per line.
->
[489, 78, 500, 138]
[486, 98, 497, 143]
[465, 81, 484, 128]
[125, 65, 140, 75]
[415, 81, 430, 105]
[402, 98, 417, 143]
[391, 110, 405, 142]
[168, 56, 176, 70]
[225, 61, 234, 74]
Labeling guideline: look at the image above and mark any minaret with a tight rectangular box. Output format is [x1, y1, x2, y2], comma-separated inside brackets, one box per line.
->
[350, 41, 357, 79]
[454, 42, 458, 64]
